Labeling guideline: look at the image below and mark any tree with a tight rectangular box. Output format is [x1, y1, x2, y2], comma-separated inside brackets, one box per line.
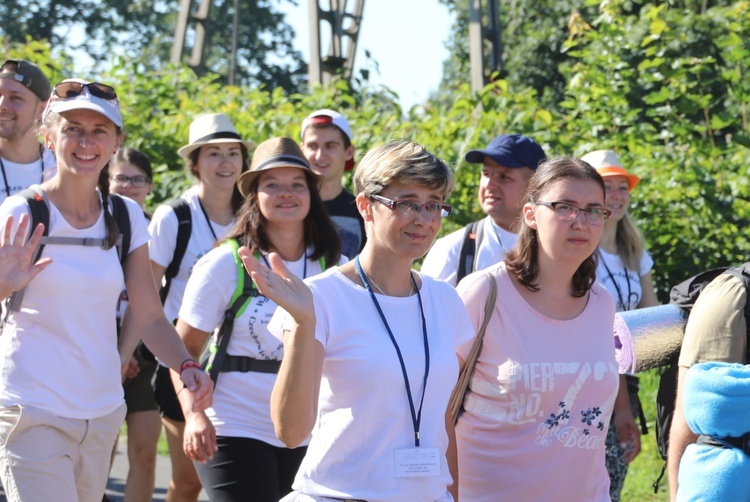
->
[0, 0, 307, 93]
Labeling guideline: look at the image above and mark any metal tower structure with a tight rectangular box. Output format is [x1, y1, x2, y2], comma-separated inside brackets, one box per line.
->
[171, 0, 213, 69]
[308, 0, 366, 87]
[469, 0, 502, 92]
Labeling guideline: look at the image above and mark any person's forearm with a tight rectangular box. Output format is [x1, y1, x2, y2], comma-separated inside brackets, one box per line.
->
[140, 316, 194, 371]
[117, 306, 141, 367]
[270, 322, 322, 448]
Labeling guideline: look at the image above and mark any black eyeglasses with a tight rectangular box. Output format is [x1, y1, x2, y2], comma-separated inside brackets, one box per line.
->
[111, 174, 151, 188]
[52, 81, 118, 101]
[370, 194, 452, 218]
[534, 201, 611, 225]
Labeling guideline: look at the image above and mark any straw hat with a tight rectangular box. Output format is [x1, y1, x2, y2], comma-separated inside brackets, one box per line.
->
[237, 137, 320, 197]
[581, 150, 640, 190]
[178, 113, 254, 159]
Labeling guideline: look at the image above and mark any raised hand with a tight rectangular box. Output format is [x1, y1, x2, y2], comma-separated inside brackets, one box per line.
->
[0, 214, 51, 301]
[238, 247, 315, 326]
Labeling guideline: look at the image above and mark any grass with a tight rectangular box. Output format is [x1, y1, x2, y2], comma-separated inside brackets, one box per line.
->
[621, 368, 670, 501]
[143, 369, 670, 501]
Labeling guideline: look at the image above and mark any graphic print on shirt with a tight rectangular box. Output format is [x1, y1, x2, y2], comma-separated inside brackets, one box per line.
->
[599, 266, 641, 311]
[469, 359, 617, 451]
[246, 296, 282, 360]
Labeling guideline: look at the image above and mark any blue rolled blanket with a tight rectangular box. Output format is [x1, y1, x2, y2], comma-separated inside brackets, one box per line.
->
[677, 362, 750, 501]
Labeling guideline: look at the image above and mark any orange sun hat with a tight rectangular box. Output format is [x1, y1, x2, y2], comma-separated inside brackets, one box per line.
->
[581, 150, 640, 191]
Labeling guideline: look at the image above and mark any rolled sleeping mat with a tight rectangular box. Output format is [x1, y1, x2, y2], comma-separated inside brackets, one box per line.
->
[614, 304, 688, 373]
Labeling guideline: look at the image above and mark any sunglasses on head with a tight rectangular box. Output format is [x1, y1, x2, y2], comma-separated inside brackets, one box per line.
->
[52, 81, 118, 101]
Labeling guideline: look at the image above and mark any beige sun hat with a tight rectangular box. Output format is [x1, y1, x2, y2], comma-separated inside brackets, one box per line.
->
[237, 137, 320, 196]
[581, 150, 640, 191]
[178, 113, 255, 159]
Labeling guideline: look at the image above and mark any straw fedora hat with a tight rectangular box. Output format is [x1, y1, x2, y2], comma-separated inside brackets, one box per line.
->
[178, 113, 255, 159]
[581, 150, 640, 190]
[237, 137, 320, 197]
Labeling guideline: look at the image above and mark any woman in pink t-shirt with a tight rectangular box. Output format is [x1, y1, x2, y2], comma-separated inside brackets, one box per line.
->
[455, 157, 619, 501]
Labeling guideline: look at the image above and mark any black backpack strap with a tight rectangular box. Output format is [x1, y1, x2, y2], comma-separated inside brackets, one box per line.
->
[6, 187, 50, 314]
[108, 193, 131, 265]
[160, 199, 192, 305]
[457, 219, 483, 283]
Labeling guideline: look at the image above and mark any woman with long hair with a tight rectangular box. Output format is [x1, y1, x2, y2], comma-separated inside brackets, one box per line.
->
[172, 137, 342, 501]
[581, 149, 659, 501]
[149, 113, 251, 501]
[241, 140, 474, 501]
[0, 79, 211, 501]
[108, 146, 160, 502]
[455, 157, 619, 500]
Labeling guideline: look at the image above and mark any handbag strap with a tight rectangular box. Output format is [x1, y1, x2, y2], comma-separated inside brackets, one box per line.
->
[450, 271, 497, 423]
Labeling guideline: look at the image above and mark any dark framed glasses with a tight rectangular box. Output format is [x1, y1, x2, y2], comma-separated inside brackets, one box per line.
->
[111, 174, 151, 188]
[534, 201, 611, 225]
[370, 194, 452, 218]
[52, 81, 118, 101]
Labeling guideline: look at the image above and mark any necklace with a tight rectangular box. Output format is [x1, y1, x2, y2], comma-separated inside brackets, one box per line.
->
[364, 270, 415, 296]
[0, 143, 46, 199]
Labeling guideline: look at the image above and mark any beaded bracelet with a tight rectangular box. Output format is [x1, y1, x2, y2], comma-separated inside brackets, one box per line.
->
[179, 358, 200, 375]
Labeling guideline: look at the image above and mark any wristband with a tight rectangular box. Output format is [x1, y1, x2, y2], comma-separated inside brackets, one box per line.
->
[179, 358, 200, 375]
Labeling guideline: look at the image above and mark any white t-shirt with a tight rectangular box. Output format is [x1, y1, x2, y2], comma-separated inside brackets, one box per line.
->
[595, 248, 654, 312]
[180, 245, 345, 446]
[421, 216, 517, 286]
[148, 189, 234, 322]
[0, 190, 149, 419]
[0, 147, 57, 204]
[269, 270, 474, 502]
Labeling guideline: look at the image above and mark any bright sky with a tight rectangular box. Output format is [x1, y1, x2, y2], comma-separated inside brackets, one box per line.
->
[279, 0, 454, 109]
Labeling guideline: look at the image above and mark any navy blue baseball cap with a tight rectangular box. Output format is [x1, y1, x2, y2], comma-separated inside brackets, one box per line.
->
[465, 134, 546, 170]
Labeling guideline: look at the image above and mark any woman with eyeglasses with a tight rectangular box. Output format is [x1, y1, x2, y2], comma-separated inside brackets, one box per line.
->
[0, 79, 212, 501]
[580, 149, 659, 501]
[148, 112, 251, 502]
[174, 137, 343, 502]
[454, 157, 619, 501]
[241, 141, 474, 501]
[107, 146, 161, 502]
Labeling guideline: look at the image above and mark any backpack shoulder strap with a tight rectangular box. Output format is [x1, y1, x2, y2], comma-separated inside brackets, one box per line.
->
[457, 219, 483, 283]
[5, 187, 50, 313]
[203, 239, 258, 385]
[108, 193, 131, 265]
[160, 199, 192, 305]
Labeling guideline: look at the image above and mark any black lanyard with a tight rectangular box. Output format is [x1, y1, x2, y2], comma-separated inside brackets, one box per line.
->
[599, 250, 633, 311]
[197, 197, 220, 241]
[0, 143, 45, 198]
[354, 256, 430, 447]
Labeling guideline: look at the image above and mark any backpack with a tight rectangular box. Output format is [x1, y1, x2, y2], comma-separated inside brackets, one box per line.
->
[159, 198, 192, 305]
[652, 264, 750, 492]
[200, 239, 330, 388]
[456, 219, 485, 283]
[5, 186, 131, 315]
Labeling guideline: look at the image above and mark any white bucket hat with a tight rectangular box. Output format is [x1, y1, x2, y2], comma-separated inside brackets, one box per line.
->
[178, 113, 255, 159]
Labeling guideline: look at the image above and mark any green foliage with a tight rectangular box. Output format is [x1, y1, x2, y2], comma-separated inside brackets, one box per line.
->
[0, 0, 306, 93]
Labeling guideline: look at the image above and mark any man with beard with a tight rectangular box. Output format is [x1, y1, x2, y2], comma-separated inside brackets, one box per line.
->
[0, 60, 56, 203]
[421, 134, 545, 286]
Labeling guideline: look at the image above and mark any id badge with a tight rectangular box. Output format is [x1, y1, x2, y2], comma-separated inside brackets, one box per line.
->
[394, 447, 441, 477]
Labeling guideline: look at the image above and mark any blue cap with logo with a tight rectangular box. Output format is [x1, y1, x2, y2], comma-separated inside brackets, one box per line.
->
[465, 134, 546, 170]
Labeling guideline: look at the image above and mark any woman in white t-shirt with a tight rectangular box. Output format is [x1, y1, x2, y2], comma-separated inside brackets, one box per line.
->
[581, 149, 660, 501]
[455, 157, 618, 501]
[242, 141, 474, 502]
[0, 79, 211, 502]
[148, 113, 252, 502]
[174, 137, 342, 502]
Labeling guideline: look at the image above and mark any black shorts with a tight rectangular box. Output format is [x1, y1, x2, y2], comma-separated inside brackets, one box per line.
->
[123, 347, 158, 414]
[154, 364, 185, 422]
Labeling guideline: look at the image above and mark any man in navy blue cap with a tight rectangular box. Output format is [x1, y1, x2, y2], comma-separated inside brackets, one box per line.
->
[421, 133, 546, 286]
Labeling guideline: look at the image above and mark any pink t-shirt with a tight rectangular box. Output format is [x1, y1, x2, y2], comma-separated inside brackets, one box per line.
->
[455, 263, 618, 501]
